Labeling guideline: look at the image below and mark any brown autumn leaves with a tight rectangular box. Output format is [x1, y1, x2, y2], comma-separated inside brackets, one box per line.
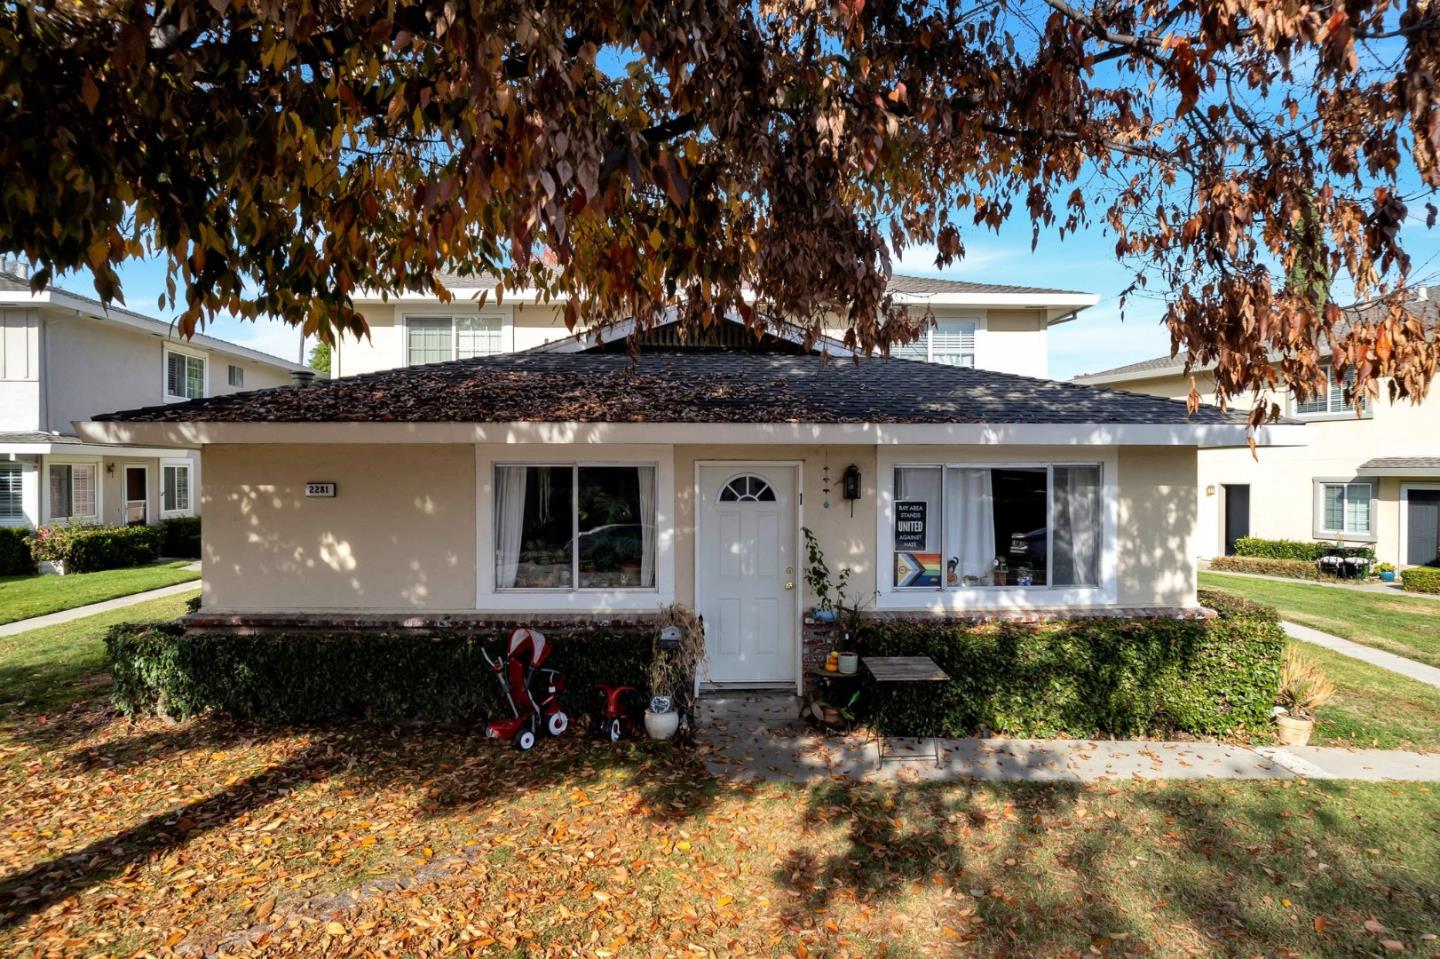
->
[0, 0, 1437, 418]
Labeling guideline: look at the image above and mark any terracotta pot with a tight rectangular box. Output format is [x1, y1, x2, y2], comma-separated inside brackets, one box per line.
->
[644, 709, 680, 741]
[1275, 713, 1314, 747]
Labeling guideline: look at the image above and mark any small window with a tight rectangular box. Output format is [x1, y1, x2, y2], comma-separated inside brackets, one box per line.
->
[48, 464, 97, 522]
[1294, 366, 1366, 416]
[406, 317, 453, 366]
[0, 464, 22, 521]
[718, 475, 776, 503]
[162, 464, 192, 515]
[1318, 481, 1373, 535]
[456, 316, 503, 358]
[227, 364, 244, 387]
[166, 350, 205, 400]
[889, 319, 977, 366]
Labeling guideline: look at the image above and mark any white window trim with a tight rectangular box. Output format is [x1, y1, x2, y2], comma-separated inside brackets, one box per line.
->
[1400, 483, 1440, 569]
[1312, 477, 1377, 543]
[891, 313, 986, 365]
[227, 363, 245, 388]
[41, 456, 102, 525]
[475, 445, 674, 611]
[401, 310, 514, 366]
[161, 458, 195, 518]
[163, 343, 209, 403]
[0, 459, 37, 527]
[1290, 365, 1371, 420]
[874, 448, 1119, 610]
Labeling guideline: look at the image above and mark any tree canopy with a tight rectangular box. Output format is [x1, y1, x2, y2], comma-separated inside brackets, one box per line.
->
[1, 0, 1437, 418]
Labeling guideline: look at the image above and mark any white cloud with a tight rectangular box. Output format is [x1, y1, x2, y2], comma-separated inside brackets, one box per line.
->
[890, 242, 1013, 277]
[203, 314, 308, 364]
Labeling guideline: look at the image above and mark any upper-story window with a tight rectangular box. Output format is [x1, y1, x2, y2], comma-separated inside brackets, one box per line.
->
[165, 348, 206, 401]
[1293, 365, 1368, 417]
[227, 364, 244, 387]
[890, 318, 978, 367]
[406, 315, 504, 366]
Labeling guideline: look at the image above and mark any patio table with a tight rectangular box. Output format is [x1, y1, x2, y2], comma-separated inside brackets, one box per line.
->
[861, 655, 950, 768]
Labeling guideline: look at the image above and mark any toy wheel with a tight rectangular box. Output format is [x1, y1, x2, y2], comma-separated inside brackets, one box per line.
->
[515, 729, 536, 751]
[547, 712, 569, 736]
[607, 718, 623, 743]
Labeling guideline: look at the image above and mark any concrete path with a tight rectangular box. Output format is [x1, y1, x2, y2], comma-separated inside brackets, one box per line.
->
[1202, 567, 1440, 601]
[1283, 620, 1440, 689]
[700, 694, 1440, 784]
[0, 578, 201, 638]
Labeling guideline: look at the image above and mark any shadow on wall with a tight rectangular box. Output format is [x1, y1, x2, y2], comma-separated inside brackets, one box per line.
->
[1117, 450, 1197, 607]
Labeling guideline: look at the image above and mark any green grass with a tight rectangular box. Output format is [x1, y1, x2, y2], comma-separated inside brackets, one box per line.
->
[0, 561, 199, 625]
[1291, 640, 1440, 751]
[1200, 571, 1440, 667]
[0, 590, 197, 718]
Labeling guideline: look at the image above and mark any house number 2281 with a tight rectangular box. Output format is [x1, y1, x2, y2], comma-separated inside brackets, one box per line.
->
[305, 482, 337, 498]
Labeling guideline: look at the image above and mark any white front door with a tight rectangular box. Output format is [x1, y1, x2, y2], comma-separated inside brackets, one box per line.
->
[697, 465, 798, 685]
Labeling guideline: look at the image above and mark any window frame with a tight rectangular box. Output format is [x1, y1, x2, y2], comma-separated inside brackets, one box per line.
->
[888, 314, 984, 367]
[163, 345, 208, 402]
[876, 452, 1118, 609]
[44, 458, 100, 524]
[402, 312, 511, 366]
[1312, 477, 1377, 542]
[0, 462, 24, 523]
[1291, 364, 1371, 420]
[227, 363, 245, 388]
[161, 459, 195, 518]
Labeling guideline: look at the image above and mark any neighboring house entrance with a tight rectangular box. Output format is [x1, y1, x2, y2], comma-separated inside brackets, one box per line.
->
[696, 464, 798, 686]
[124, 465, 147, 525]
[1222, 484, 1250, 555]
[1404, 487, 1440, 568]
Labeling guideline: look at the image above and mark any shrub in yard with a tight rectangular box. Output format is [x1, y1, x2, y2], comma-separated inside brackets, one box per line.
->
[1231, 538, 1374, 562]
[106, 624, 654, 723]
[1209, 555, 1322, 580]
[160, 517, 201, 558]
[30, 523, 163, 573]
[1196, 586, 1279, 623]
[855, 614, 1285, 739]
[1401, 566, 1440, 595]
[0, 526, 34, 575]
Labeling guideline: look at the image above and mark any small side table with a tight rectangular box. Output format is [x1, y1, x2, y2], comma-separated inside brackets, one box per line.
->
[861, 655, 950, 768]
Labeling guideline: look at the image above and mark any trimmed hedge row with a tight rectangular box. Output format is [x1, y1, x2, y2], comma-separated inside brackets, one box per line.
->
[160, 517, 201, 559]
[106, 625, 654, 723]
[1209, 555, 1323, 580]
[0, 527, 34, 576]
[1402, 567, 1440, 595]
[1232, 537, 1375, 561]
[1196, 586, 1279, 623]
[855, 613, 1285, 739]
[32, 524, 163, 574]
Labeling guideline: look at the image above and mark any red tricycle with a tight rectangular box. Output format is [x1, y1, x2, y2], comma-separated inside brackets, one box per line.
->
[593, 684, 645, 742]
[483, 627, 568, 751]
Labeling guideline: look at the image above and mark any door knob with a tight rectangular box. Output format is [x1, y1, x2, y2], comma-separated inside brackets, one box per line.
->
[784, 581, 794, 590]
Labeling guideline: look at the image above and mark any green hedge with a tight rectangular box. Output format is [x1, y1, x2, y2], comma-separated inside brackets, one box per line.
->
[1232, 537, 1374, 562]
[1209, 555, 1323, 580]
[0, 527, 34, 576]
[855, 614, 1285, 739]
[160, 517, 201, 558]
[31, 524, 163, 574]
[1401, 567, 1440, 595]
[106, 625, 654, 723]
[1196, 586, 1279, 623]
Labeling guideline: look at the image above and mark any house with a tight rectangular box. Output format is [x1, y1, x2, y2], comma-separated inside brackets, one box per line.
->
[0, 267, 310, 530]
[78, 282, 1305, 691]
[1073, 292, 1439, 569]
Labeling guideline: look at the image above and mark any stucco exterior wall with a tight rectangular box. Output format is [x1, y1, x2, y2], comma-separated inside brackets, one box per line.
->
[201, 444, 478, 611]
[1116, 446, 1198, 607]
[0, 307, 40, 430]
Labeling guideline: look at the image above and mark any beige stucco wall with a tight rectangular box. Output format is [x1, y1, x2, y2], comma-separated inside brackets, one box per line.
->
[1116, 446, 1198, 606]
[0, 307, 41, 430]
[201, 444, 478, 611]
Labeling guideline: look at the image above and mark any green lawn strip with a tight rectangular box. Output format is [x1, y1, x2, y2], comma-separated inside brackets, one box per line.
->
[0, 590, 197, 717]
[1199, 571, 1440, 667]
[0, 561, 199, 625]
[1286, 640, 1440, 751]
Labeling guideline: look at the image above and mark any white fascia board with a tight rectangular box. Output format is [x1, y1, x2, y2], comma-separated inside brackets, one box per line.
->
[0, 441, 193, 457]
[75, 419, 1308, 449]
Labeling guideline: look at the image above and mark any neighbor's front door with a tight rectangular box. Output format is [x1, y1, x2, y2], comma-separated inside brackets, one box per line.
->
[124, 466, 147, 526]
[697, 465, 797, 686]
[1407, 490, 1440, 568]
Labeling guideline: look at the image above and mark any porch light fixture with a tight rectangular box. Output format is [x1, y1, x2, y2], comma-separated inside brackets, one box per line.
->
[842, 464, 861, 516]
[106, 463, 115, 476]
[1205, 484, 1216, 496]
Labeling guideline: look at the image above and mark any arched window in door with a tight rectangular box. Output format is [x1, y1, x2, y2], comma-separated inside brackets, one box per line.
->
[717, 474, 776, 503]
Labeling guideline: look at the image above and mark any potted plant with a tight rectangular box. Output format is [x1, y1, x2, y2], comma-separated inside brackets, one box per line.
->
[802, 527, 847, 623]
[1374, 562, 1397, 583]
[644, 604, 707, 741]
[1275, 648, 1335, 746]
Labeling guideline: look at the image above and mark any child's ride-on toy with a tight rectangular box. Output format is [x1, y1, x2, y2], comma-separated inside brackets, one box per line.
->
[483, 627, 568, 751]
[593, 684, 644, 742]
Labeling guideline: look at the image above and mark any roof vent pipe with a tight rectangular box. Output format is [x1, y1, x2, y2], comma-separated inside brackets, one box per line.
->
[1416, 285, 1428, 301]
[289, 369, 317, 388]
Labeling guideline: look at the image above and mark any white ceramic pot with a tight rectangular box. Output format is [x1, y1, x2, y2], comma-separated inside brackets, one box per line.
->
[38, 560, 66, 577]
[1275, 713, 1314, 747]
[837, 652, 859, 675]
[644, 709, 681, 741]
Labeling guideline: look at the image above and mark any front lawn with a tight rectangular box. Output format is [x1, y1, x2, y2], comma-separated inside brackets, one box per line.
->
[1, 599, 1439, 956]
[0, 561, 199, 626]
[1293, 640, 1440, 752]
[1200, 571, 1440, 667]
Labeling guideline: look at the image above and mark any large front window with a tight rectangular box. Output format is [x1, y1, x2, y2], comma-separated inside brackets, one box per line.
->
[495, 464, 657, 590]
[48, 464, 97, 522]
[407, 315, 504, 365]
[1318, 481, 1373, 536]
[892, 464, 1101, 589]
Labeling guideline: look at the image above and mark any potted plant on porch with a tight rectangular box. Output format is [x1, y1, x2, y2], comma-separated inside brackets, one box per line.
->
[1275, 648, 1335, 746]
[644, 604, 707, 741]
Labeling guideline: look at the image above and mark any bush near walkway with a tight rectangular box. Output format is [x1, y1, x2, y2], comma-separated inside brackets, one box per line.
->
[1209, 555, 1324, 580]
[1401, 566, 1440, 594]
[0, 527, 33, 576]
[30, 524, 162, 574]
[1231, 537, 1372, 561]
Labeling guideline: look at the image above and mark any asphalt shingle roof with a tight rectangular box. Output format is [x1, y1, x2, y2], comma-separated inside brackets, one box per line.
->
[93, 351, 1247, 426]
[0, 431, 85, 445]
[1359, 457, 1440, 470]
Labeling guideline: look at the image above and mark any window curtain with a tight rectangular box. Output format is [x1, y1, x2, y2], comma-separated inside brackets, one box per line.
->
[637, 466, 657, 588]
[495, 466, 528, 588]
[1053, 466, 1101, 586]
[947, 468, 996, 582]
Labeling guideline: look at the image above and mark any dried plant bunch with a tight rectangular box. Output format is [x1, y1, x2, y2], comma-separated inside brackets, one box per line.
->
[1277, 649, 1336, 721]
[648, 603, 707, 697]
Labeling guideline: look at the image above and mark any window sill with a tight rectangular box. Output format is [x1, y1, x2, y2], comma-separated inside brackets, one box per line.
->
[1291, 411, 1372, 423]
[165, 394, 205, 404]
[878, 586, 1114, 610]
[160, 509, 194, 519]
[1312, 530, 1377, 544]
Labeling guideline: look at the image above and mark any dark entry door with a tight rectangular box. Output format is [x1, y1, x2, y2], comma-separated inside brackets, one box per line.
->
[124, 466, 147, 526]
[1223, 484, 1250, 555]
[1407, 490, 1440, 568]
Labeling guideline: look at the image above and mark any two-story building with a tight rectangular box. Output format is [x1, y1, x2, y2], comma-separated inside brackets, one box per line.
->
[0, 268, 310, 530]
[1074, 292, 1439, 570]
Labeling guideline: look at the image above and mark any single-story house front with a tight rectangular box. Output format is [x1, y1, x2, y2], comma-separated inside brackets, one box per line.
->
[78, 338, 1305, 691]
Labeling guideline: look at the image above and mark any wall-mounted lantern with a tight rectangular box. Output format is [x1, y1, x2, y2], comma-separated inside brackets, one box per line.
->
[842, 464, 861, 516]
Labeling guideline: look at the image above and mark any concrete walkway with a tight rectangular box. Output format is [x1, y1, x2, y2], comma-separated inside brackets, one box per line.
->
[0, 576, 201, 638]
[1202, 566, 1440, 601]
[700, 694, 1440, 784]
[1283, 620, 1440, 689]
